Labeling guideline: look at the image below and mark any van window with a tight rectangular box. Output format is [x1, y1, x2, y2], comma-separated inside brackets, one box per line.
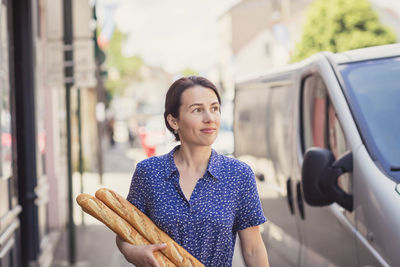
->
[234, 84, 270, 158]
[339, 57, 400, 178]
[301, 75, 328, 151]
[301, 75, 347, 155]
[327, 100, 347, 159]
[302, 75, 351, 193]
[327, 100, 351, 193]
[269, 86, 292, 176]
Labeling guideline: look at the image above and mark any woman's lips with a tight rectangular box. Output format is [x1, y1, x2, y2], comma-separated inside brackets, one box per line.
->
[200, 128, 216, 134]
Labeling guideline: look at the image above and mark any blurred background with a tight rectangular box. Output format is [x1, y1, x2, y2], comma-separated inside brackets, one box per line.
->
[0, 0, 398, 266]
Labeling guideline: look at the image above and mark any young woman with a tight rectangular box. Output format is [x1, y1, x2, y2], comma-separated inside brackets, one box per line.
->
[116, 76, 269, 267]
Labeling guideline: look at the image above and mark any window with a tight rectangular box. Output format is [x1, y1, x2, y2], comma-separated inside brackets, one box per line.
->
[0, 1, 13, 181]
[327, 100, 347, 159]
[269, 85, 292, 176]
[340, 57, 400, 176]
[301, 74, 351, 193]
[302, 75, 328, 151]
[0, 3, 20, 267]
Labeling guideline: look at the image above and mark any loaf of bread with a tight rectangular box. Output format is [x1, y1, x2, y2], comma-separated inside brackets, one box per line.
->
[95, 188, 205, 267]
[76, 193, 175, 267]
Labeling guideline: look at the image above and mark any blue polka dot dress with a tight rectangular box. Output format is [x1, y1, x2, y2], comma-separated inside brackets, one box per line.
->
[127, 145, 267, 267]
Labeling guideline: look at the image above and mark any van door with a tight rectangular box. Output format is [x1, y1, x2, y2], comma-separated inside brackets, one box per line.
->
[295, 74, 358, 266]
[265, 83, 302, 267]
[235, 81, 301, 266]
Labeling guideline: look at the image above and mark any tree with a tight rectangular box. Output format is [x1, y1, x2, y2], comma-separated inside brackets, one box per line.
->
[104, 28, 143, 103]
[291, 0, 397, 62]
[180, 67, 198, 77]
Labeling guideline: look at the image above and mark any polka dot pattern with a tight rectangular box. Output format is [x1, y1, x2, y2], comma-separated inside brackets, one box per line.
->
[127, 145, 267, 267]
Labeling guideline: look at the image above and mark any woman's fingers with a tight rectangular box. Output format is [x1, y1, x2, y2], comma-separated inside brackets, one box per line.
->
[115, 237, 167, 267]
[144, 244, 166, 267]
[149, 243, 167, 252]
[144, 245, 165, 267]
[146, 256, 160, 267]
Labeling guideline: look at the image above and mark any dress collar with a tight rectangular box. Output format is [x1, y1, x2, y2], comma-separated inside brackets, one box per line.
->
[165, 145, 221, 181]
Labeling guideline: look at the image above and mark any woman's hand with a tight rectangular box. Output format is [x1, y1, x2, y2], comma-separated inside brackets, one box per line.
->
[116, 236, 167, 267]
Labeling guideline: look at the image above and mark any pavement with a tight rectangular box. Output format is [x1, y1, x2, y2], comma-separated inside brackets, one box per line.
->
[51, 141, 245, 267]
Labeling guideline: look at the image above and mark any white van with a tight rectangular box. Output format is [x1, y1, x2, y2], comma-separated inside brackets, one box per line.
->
[234, 44, 400, 266]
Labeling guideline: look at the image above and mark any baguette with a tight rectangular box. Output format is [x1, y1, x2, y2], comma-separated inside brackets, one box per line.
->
[95, 188, 205, 267]
[76, 193, 175, 267]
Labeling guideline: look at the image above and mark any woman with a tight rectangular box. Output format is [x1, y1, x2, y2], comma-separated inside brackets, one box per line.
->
[117, 76, 269, 267]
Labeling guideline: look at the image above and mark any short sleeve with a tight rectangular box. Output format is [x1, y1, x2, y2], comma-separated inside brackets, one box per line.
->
[126, 162, 147, 214]
[233, 166, 267, 232]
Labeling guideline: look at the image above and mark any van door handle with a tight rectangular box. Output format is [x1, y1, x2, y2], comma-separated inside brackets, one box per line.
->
[255, 172, 265, 182]
[286, 178, 295, 215]
[296, 181, 305, 220]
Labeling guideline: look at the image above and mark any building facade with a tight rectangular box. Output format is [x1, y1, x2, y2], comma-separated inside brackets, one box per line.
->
[218, 0, 311, 96]
[0, 0, 99, 266]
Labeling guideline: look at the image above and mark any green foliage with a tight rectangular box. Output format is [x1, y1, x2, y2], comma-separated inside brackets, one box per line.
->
[104, 28, 143, 101]
[180, 67, 199, 77]
[291, 0, 397, 62]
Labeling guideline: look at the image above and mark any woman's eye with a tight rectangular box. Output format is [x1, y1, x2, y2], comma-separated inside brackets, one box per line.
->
[193, 108, 202, 113]
[212, 106, 220, 112]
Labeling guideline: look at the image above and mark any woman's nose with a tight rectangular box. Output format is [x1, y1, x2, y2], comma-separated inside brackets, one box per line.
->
[203, 110, 214, 122]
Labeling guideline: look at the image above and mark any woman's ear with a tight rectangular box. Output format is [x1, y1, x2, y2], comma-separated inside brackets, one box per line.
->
[166, 114, 178, 131]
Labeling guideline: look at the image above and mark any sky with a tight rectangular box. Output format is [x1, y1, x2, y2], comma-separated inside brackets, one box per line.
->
[97, 0, 240, 74]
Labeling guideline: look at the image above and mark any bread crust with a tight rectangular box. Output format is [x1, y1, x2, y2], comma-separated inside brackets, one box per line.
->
[95, 188, 205, 267]
[76, 193, 175, 267]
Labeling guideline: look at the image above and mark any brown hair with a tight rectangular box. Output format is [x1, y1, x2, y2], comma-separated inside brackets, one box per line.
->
[164, 76, 221, 141]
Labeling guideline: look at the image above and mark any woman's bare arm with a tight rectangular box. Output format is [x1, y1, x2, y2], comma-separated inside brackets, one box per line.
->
[238, 226, 270, 267]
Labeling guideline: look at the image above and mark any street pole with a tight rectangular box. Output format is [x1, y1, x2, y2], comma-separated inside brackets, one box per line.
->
[77, 88, 85, 225]
[63, 0, 76, 264]
[93, 1, 105, 185]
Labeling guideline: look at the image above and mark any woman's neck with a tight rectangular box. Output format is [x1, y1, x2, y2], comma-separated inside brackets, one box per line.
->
[174, 144, 212, 172]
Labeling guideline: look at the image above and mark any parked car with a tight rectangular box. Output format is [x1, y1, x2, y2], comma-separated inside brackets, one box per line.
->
[234, 44, 400, 267]
[139, 115, 168, 157]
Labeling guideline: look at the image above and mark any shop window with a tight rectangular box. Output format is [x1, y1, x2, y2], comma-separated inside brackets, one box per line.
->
[0, 1, 13, 180]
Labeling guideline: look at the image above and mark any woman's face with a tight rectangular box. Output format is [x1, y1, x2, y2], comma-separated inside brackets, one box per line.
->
[173, 86, 220, 147]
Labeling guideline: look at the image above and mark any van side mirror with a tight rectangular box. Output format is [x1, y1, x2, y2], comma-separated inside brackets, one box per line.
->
[301, 148, 353, 211]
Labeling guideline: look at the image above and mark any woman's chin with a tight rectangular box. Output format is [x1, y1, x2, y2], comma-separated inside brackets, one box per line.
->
[181, 134, 218, 147]
[191, 139, 217, 147]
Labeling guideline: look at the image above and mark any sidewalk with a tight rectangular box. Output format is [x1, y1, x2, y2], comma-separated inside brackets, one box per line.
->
[51, 143, 144, 267]
[51, 170, 136, 266]
[51, 225, 127, 267]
